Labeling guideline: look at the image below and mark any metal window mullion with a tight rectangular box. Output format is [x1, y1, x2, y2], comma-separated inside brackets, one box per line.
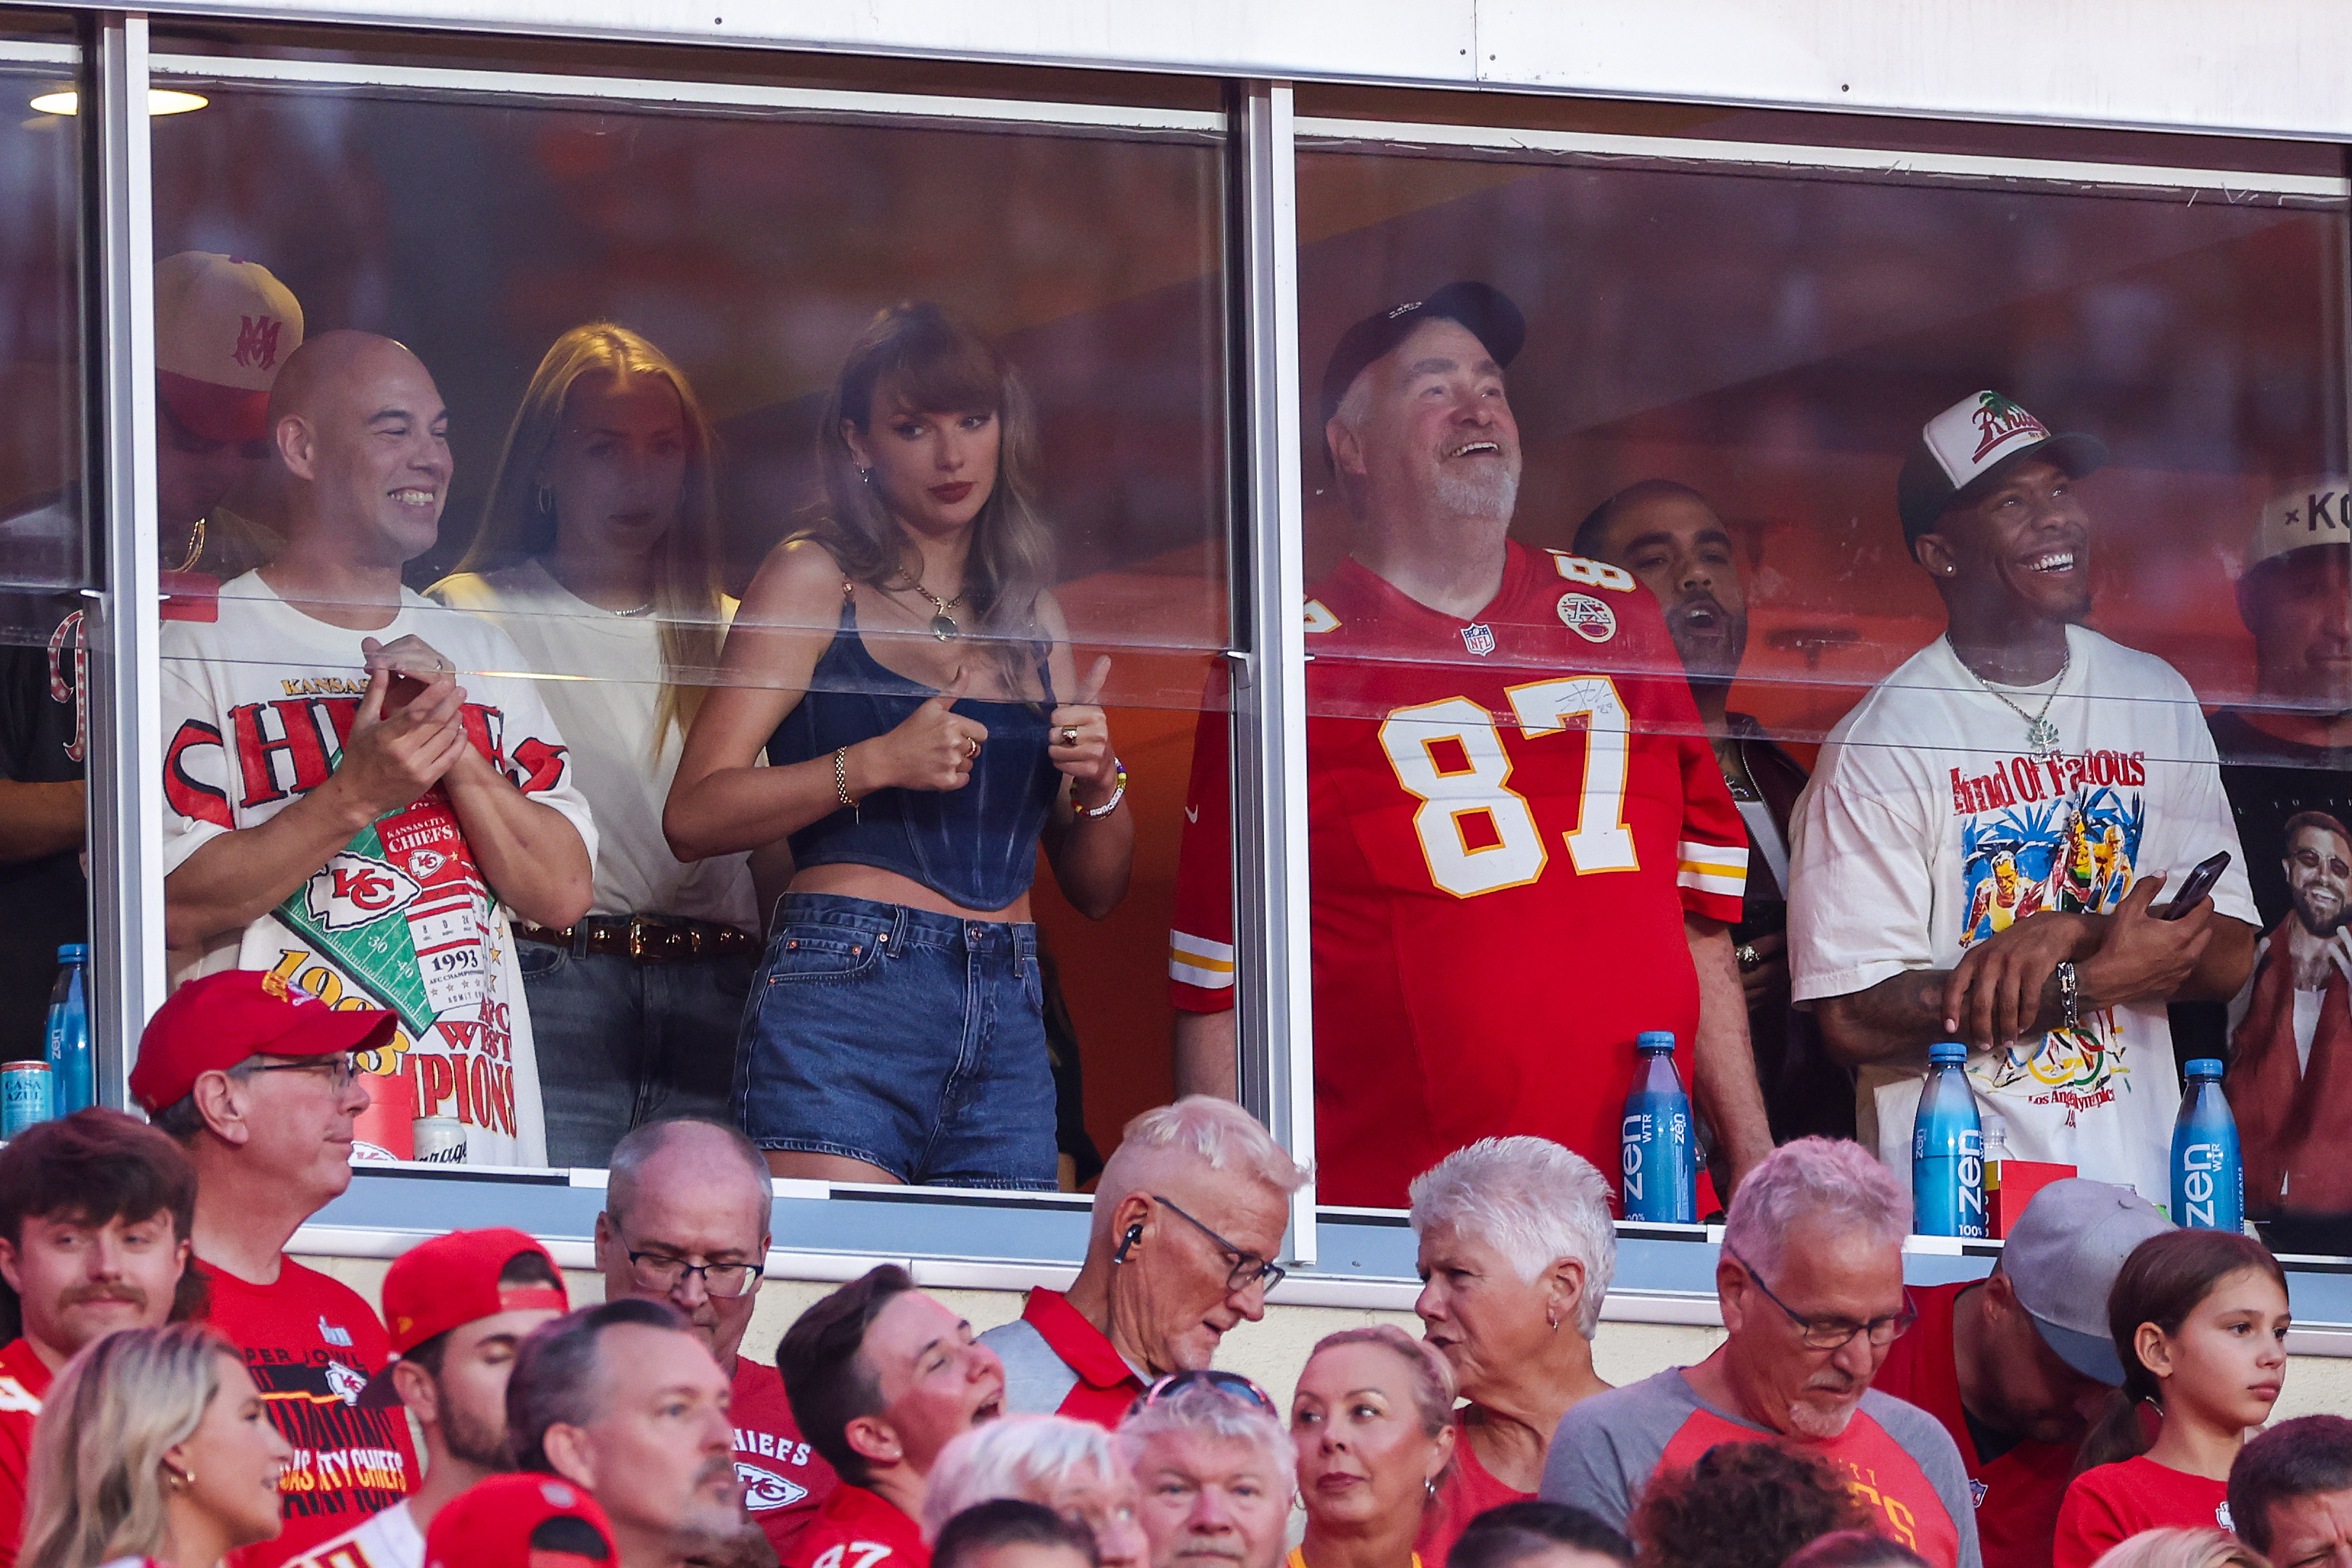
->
[86, 12, 163, 1104]
[1229, 79, 1315, 1265]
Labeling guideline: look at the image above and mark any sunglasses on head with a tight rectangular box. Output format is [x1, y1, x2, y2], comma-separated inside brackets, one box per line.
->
[1126, 1369, 1279, 1420]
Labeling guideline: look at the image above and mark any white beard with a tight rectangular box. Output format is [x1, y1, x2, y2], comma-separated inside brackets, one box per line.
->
[1432, 461, 1519, 521]
[1783, 1395, 1860, 1440]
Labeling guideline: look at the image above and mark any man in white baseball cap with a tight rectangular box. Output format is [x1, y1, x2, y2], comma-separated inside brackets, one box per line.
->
[1790, 387, 2256, 1205]
[0, 251, 302, 1073]
[1874, 1179, 2172, 1568]
[2190, 479, 2352, 1237]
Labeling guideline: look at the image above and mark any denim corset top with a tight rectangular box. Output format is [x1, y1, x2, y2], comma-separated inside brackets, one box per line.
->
[770, 598, 1060, 911]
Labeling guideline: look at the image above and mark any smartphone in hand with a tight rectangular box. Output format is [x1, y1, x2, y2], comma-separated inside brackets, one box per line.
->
[2160, 851, 2230, 920]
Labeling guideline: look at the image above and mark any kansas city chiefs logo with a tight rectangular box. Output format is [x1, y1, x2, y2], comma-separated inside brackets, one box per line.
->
[323, 1361, 368, 1406]
[302, 851, 422, 931]
[736, 1463, 809, 1512]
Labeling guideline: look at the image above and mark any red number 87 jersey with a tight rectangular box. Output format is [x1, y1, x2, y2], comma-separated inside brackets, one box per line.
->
[1168, 542, 1748, 1209]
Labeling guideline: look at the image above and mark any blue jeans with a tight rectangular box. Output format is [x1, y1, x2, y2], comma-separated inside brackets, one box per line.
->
[733, 892, 1057, 1189]
[518, 942, 754, 1168]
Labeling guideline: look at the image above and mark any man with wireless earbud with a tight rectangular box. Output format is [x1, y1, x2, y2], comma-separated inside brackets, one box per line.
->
[977, 1099, 1308, 1427]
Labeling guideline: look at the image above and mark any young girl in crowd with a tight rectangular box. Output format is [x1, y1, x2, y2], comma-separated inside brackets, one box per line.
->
[432, 323, 758, 1167]
[1290, 1326, 1459, 1568]
[666, 302, 1132, 1190]
[2053, 1230, 2292, 1568]
[20, 1324, 292, 1568]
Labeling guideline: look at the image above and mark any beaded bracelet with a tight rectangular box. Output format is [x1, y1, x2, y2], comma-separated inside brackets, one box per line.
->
[1083, 759, 1128, 819]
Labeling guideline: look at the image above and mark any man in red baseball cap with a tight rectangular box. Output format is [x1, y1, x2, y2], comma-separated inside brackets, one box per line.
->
[0, 252, 301, 1081]
[423, 1472, 618, 1568]
[284, 1229, 572, 1568]
[133, 967, 420, 1568]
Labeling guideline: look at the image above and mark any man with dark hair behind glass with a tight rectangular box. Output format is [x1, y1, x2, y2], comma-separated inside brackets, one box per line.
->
[0, 252, 302, 1070]
[1575, 479, 1851, 1143]
[0, 1107, 205, 1568]
[2177, 481, 2352, 1240]
[1788, 389, 2255, 1204]
[2229, 1414, 2352, 1568]
[1168, 281, 1769, 1210]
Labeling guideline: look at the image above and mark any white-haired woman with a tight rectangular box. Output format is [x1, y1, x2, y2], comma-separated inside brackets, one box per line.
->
[1292, 1327, 1458, 1568]
[924, 1414, 1147, 1568]
[20, 1323, 292, 1568]
[1406, 1138, 1616, 1564]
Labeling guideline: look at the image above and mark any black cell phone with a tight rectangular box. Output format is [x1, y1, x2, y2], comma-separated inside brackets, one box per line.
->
[2161, 851, 2230, 920]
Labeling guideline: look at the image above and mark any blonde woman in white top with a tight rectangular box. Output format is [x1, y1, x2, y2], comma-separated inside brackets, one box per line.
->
[432, 323, 765, 1166]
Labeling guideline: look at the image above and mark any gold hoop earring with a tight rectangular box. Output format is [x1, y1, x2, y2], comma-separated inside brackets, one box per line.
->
[165, 1462, 196, 1491]
[1547, 1308, 1560, 1332]
[534, 484, 554, 516]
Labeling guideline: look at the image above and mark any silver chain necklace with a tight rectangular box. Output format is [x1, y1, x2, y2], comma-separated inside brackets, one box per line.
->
[1957, 639, 2069, 760]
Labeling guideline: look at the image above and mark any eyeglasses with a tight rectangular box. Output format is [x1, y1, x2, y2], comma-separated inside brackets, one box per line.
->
[247, 1052, 362, 1092]
[1723, 1246, 1915, 1351]
[627, 1250, 762, 1300]
[1128, 1369, 1281, 1419]
[1153, 1196, 1287, 1297]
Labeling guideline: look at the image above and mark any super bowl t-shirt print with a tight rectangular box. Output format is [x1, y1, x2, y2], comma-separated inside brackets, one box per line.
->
[160, 572, 595, 1167]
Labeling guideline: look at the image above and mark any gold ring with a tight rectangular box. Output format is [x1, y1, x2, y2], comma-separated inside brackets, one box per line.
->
[965, 738, 981, 760]
[1062, 726, 1079, 747]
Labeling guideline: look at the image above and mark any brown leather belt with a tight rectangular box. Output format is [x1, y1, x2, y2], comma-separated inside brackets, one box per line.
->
[514, 915, 759, 964]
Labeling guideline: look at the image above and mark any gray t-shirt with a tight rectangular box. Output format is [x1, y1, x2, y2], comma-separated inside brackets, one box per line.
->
[1541, 1368, 1982, 1568]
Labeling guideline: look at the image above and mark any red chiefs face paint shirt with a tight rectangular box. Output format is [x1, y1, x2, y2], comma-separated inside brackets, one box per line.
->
[1169, 542, 1747, 1208]
[200, 1258, 418, 1568]
[160, 574, 596, 1166]
[730, 1357, 838, 1561]
[0, 1337, 56, 1568]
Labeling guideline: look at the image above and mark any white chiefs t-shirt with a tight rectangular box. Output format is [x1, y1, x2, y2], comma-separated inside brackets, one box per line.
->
[428, 559, 755, 928]
[160, 572, 598, 1168]
[280, 1499, 422, 1568]
[1789, 625, 2253, 1204]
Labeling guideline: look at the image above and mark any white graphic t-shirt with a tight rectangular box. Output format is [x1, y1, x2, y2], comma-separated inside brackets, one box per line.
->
[281, 1499, 421, 1568]
[1789, 625, 2254, 1204]
[160, 572, 598, 1168]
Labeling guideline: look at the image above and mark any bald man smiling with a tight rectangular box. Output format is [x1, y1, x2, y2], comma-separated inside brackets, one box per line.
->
[157, 329, 596, 1169]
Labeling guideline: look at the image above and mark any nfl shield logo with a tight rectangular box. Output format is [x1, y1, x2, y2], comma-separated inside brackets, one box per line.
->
[1459, 622, 1496, 656]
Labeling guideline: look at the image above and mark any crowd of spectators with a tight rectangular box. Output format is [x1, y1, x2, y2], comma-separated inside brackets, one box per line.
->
[0, 990, 2338, 1568]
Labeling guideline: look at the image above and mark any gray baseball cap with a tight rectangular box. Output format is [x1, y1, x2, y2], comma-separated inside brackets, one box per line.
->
[2002, 1179, 2174, 1385]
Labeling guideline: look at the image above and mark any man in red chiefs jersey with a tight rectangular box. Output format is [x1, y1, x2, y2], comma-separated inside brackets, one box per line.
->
[1872, 1181, 2171, 1568]
[1168, 281, 1770, 1210]
[778, 1266, 1007, 1568]
[595, 1118, 836, 1558]
[131, 969, 421, 1568]
[0, 1109, 204, 1568]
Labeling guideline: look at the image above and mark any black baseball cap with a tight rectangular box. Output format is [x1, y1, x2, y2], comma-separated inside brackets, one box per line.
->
[1318, 281, 1527, 465]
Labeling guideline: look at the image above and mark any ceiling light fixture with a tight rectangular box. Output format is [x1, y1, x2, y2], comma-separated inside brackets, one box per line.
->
[28, 88, 208, 116]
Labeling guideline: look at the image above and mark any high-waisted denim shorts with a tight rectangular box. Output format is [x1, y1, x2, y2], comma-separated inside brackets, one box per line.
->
[733, 891, 1057, 1189]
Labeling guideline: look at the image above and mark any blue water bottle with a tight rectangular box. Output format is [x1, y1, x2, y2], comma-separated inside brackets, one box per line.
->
[1622, 1031, 1696, 1223]
[2172, 1059, 2243, 1231]
[1912, 1041, 1986, 1239]
[44, 944, 90, 1116]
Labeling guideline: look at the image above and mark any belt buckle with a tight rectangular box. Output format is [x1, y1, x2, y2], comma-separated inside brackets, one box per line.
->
[628, 917, 652, 962]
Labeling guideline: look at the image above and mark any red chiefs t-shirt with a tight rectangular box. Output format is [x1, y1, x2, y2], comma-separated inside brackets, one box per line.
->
[2055, 1457, 2233, 1568]
[1169, 542, 1747, 1208]
[730, 1357, 838, 1561]
[200, 1258, 416, 1568]
[1416, 1418, 1535, 1567]
[0, 1337, 56, 1568]
[787, 1484, 930, 1568]
[1871, 1282, 2076, 1568]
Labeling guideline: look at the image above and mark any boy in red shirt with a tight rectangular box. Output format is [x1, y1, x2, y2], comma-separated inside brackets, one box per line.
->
[131, 970, 420, 1568]
[0, 1110, 203, 1568]
[778, 1266, 1007, 1568]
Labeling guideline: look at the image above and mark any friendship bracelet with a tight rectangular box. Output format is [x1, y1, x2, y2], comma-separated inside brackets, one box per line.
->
[1084, 759, 1128, 819]
[834, 746, 859, 822]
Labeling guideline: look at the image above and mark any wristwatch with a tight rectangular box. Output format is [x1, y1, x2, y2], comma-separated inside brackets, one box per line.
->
[2056, 960, 2079, 1031]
